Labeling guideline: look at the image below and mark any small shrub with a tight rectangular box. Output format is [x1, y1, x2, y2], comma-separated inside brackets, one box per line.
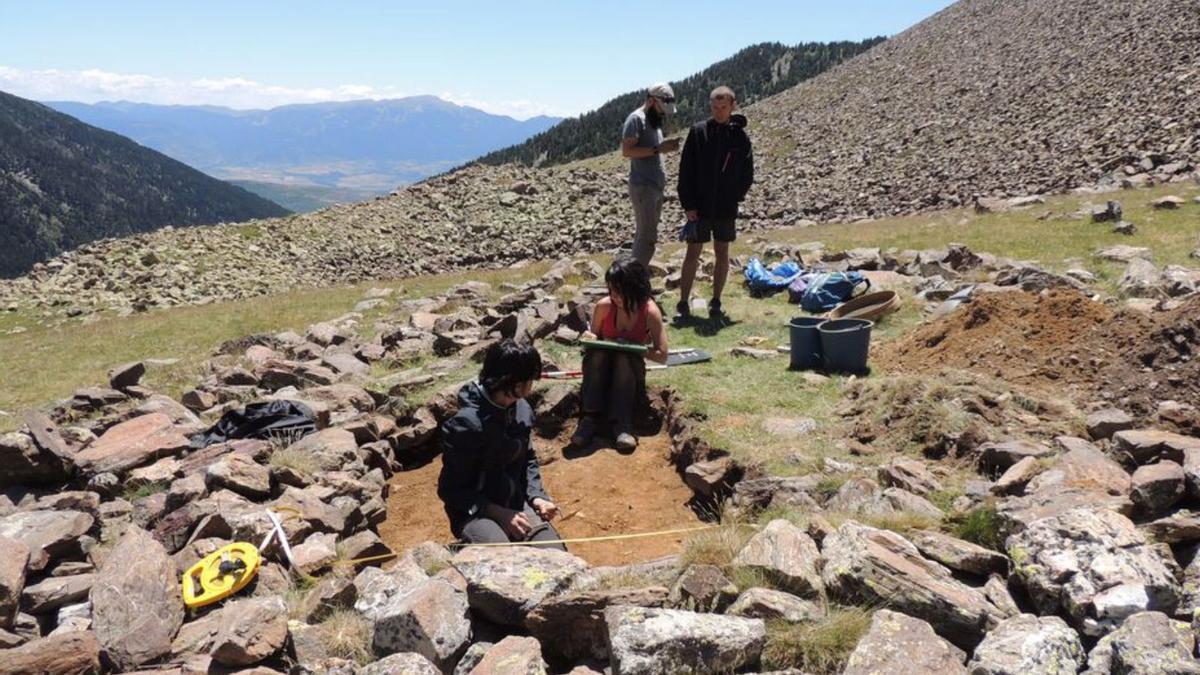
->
[123, 481, 168, 502]
[679, 523, 755, 569]
[953, 505, 1004, 551]
[318, 609, 373, 665]
[814, 475, 848, 502]
[269, 445, 319, 476]
[762, 608, 873, 673]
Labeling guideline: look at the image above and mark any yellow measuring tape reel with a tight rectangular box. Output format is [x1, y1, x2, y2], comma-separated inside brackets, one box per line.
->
[181, 507, 301, 609]
[182, 542, 261, 609]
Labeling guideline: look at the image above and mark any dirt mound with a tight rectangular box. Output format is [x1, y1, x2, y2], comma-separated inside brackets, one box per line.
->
[880, 289, 1200, 425]
[380, 424, 700, 567]
[880, 290, 1126, 387]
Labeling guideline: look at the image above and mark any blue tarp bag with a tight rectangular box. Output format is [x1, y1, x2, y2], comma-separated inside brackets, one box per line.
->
[799, 271, 870, 312]
[744, 258, 803, 296]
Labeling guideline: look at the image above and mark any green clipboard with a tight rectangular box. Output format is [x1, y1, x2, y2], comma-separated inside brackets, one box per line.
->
[580, 339, 649, 355]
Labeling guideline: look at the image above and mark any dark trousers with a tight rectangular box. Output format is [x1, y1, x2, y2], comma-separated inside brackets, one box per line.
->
[460, 504, 566, 551]
[580, 349, 645, 429]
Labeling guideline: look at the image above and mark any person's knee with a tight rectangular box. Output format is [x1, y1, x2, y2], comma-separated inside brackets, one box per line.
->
[531, 525, 567, 551]
[461, 518, 508, 544]
[714, 243, 730, 262]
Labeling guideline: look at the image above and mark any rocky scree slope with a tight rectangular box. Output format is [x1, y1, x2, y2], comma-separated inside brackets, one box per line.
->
[3, 0, 1199, 316]
[0, 90, 289, 280]
[5, 246, 1200, 673]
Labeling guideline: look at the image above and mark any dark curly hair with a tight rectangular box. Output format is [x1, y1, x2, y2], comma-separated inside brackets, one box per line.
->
[605, 257, 652, 316]
[479, 338, 542, 397]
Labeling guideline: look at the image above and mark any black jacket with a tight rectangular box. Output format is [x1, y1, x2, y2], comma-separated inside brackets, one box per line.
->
[677, 113, 754, 219]
[436, 381, 550, 535]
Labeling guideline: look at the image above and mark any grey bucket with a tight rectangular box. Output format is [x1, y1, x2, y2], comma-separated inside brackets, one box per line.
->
[788, 317, 826, 370]
[819, 318, 874, 374]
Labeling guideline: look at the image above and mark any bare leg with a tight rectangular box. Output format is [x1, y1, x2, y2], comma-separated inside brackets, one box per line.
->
[712, 241, 730, 303]
[679, 242, 705, 307]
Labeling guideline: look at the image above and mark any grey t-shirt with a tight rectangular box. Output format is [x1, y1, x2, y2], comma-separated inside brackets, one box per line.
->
[622, 108, 665, 189]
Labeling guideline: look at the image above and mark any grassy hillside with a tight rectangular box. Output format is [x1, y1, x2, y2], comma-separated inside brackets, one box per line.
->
[4, 181, 1195, 431]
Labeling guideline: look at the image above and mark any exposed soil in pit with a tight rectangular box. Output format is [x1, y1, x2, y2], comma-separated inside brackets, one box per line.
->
[380, 423, 701, 567]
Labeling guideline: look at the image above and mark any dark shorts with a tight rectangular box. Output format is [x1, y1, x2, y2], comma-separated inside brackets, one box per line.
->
[688, 216, 736, 243]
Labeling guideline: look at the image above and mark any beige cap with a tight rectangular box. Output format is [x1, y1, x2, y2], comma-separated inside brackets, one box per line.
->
[647, 83, 677, 113]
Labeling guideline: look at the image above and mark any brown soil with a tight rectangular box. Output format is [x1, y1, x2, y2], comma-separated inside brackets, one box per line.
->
[878, 289, 1200, 426]
[379, 427, 700, 567]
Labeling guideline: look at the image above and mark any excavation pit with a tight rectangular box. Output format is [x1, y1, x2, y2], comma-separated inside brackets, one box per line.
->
[379, 389, 707, 566]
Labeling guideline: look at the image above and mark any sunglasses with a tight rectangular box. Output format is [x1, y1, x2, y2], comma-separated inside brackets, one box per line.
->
[655, 96, 676, 104]
[711, 94, 733, 102]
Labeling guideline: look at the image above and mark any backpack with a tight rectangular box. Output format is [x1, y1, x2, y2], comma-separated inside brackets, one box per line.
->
[799, 272, 871, 312]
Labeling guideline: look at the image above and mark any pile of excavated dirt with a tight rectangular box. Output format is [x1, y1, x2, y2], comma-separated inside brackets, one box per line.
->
[879, 289, 1200, 425]
[879, 290, 1124, 388]
[380, 424, 700, 567]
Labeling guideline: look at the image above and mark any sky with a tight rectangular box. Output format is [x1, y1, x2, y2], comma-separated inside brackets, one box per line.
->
[0, 1, 955, 119]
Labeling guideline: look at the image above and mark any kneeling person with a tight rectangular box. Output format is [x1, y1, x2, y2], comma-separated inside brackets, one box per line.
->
[572, 258, 669, 450]
[437, 339, 565, 549]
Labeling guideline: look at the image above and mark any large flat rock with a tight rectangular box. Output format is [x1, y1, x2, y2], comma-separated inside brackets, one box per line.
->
[1007, 508, 1179, 636]
[821, 521, 1002, 649]
[0, 510, 93, 572]
[74, 413, 190, 476]
[0, 630, 101, 675]
[843, 609, 966, 675]
[604, 605, 765, 675]
[451, 546, 587, 626]
[90, 526, 184, 669]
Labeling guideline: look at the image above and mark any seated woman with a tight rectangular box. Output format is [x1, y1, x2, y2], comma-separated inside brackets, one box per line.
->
[571, 257, 669, 450]
[436, 339, 564, 549]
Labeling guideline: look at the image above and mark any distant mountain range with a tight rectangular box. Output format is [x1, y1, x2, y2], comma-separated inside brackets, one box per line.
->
[46, 97, 562, 202]
[0, 90, 288, 278]
[475, 39, 885, 168]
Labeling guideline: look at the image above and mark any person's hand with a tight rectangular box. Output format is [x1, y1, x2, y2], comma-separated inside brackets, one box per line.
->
[531, 498, 559, 521]
[581, 330, 597, 341]
[686, 209, 699, 221]
[497, 507, 532, 539]
[660, 138, 680, 153]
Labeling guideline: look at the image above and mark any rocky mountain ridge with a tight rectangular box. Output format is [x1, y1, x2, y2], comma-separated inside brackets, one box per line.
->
[3, 0, 1198, 317]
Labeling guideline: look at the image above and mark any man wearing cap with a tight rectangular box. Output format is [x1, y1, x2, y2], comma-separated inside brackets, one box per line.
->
[675, 85, 754, 321]
[622, 83, 679, 266]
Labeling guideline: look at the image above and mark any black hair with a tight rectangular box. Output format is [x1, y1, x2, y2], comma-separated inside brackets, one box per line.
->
[646, 105, 663, 129]
[479, 339, 542, 398]
[606, 257, 653, 317]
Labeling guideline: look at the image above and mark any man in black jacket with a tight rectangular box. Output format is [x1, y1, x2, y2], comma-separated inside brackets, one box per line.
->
[675, 85, 754, 320]
[436, 340, 565, 549]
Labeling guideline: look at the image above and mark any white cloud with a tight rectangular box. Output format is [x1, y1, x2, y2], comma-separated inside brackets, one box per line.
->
[0, 65, 568, 119]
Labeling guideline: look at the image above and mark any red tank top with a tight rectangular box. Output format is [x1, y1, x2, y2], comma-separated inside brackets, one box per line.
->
[599, 303, 650, 344]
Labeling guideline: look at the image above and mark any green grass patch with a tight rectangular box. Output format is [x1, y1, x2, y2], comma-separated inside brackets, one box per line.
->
[762, 608, 873, 674]
[765, 182, 1200, 294]
[0, 264, 553, 432]
[122, 481, 168, 502]
[679, 522, 756, 569]
[951, 504, 1004, 551]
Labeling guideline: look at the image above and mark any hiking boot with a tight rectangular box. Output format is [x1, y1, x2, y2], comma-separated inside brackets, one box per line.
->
[570, 416, 597, 447]
[614, 431, 638, 451]
[673, 300, 691, 323]
[709, 298, 725, 319]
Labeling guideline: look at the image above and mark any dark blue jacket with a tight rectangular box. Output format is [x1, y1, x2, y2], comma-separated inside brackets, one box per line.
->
[436, 381, 550, 535]
[677, 113, 754, 219]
